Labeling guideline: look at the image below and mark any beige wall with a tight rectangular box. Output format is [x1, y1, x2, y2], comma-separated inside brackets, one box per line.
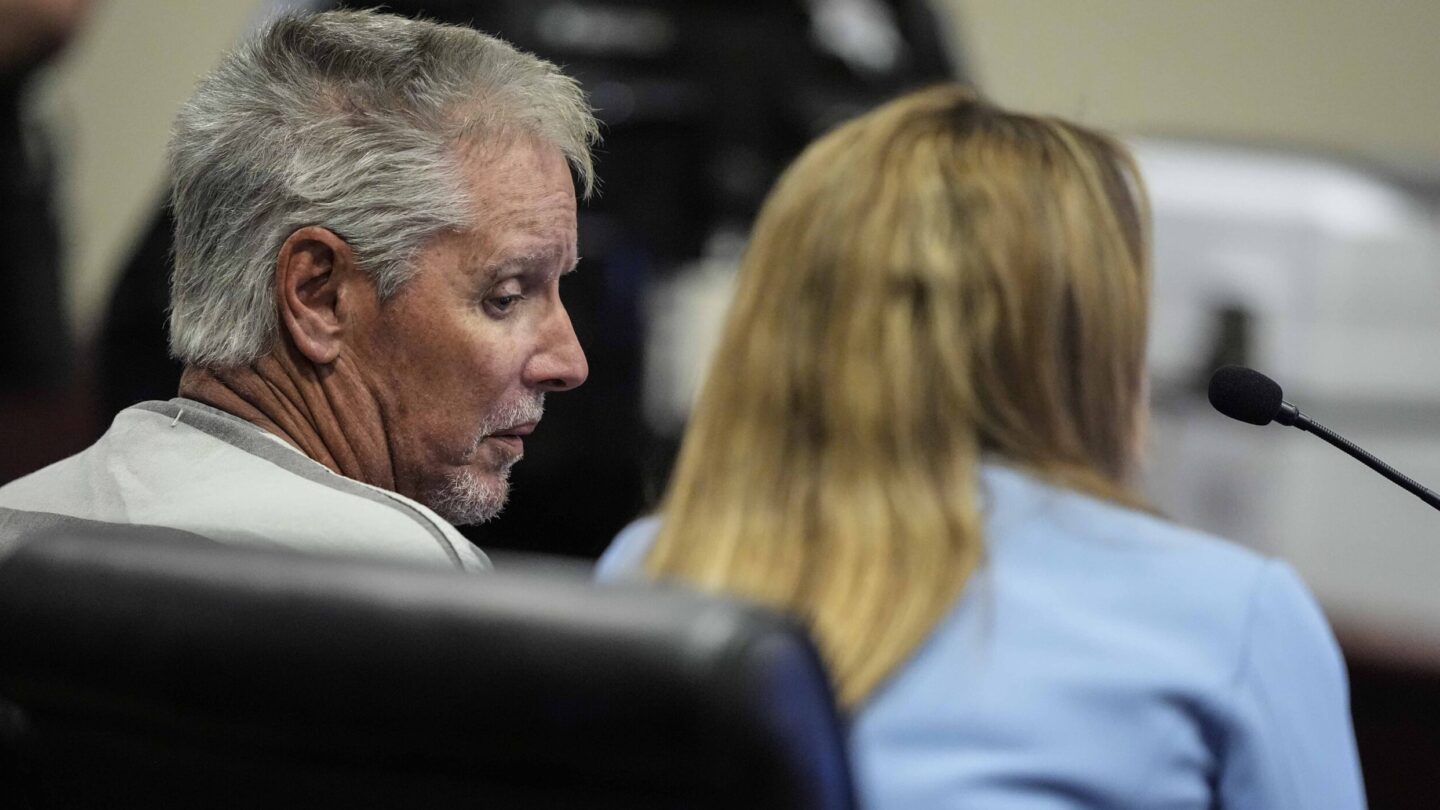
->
[38, 0, 262, 339]
[943, 0, 1440, 170]
[37, 0, 1440, 340]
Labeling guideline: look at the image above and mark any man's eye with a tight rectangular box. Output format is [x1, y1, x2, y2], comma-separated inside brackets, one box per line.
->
[488, 294, 522, 313]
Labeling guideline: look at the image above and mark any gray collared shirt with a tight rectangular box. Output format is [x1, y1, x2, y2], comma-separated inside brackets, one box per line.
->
[0, 398, 490, 571]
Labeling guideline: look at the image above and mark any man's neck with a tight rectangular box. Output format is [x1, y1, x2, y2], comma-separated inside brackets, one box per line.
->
[177, 350, 397, 492]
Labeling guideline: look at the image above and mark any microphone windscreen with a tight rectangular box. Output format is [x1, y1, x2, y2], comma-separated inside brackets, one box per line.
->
[1208, 365, 1284, 426]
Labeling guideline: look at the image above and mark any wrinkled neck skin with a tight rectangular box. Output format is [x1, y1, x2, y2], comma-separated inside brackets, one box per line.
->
[177, 343, 397, 492]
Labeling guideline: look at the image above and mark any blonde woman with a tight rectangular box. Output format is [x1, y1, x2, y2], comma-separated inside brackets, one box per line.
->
[599, 85, 1364, 809]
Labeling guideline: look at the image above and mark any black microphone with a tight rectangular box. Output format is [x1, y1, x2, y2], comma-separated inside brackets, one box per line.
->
[1208, 365, 1440, 512]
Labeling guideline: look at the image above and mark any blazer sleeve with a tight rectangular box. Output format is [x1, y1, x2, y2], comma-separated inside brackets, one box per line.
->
[1216, 559, 1368, 809]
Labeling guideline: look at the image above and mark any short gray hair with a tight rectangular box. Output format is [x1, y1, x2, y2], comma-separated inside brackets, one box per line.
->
[167, 9, 599, 368]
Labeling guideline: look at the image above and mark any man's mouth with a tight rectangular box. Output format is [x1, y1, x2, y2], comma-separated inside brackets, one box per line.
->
[485, 422, 537, 456]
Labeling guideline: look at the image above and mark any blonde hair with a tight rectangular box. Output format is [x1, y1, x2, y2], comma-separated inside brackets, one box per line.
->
[646, 85, 1152, 707]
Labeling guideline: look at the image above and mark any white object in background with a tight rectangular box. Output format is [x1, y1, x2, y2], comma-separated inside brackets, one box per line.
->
[641, 230, 744, 436]
[1134, 138, 1440, 661]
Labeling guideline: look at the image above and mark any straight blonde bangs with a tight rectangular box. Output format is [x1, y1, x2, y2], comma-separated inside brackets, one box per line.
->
[646, 85, 1153, 707]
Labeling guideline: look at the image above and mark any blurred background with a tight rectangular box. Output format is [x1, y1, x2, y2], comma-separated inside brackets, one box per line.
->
[2, 0, 1437, 805]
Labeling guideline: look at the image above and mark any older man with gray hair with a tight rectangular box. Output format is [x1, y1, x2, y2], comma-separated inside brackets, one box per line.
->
[0, 10, 598, 570]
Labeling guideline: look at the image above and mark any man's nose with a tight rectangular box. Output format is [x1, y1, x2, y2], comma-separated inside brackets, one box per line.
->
[525, 303, 588, 392]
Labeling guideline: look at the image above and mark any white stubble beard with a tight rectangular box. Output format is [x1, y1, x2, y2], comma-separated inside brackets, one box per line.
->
[427, 394, 545, 526]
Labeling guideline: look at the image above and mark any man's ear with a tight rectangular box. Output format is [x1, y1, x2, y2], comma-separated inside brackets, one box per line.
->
[275, 226, 368, 365]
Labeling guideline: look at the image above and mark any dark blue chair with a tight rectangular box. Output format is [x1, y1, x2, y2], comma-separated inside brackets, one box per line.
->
[0, 532, 854, 809]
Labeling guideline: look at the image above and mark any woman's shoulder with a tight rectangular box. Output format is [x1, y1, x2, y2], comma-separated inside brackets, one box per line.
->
[981, 462, 1272, 591]
[863, 466, 1343, 740]
[978, 464, 1319, 668]
[856, 467, 1358, 808]
[595, 515, 661, 582]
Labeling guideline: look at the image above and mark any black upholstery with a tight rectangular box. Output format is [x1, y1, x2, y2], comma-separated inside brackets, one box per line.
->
[0, 533, 854, 809]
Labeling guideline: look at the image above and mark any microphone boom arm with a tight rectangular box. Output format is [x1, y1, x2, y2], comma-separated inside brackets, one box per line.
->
[1291, 410, 1440, 512]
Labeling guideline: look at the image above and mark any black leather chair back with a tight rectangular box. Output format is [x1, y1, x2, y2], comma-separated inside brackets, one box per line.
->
[0, 533, 854, 809]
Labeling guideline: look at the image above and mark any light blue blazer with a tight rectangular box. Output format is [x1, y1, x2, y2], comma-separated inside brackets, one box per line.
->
[597, 463, 1366, 809]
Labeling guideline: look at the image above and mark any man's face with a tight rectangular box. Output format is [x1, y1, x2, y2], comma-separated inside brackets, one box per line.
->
[348, 136, 587, 524]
